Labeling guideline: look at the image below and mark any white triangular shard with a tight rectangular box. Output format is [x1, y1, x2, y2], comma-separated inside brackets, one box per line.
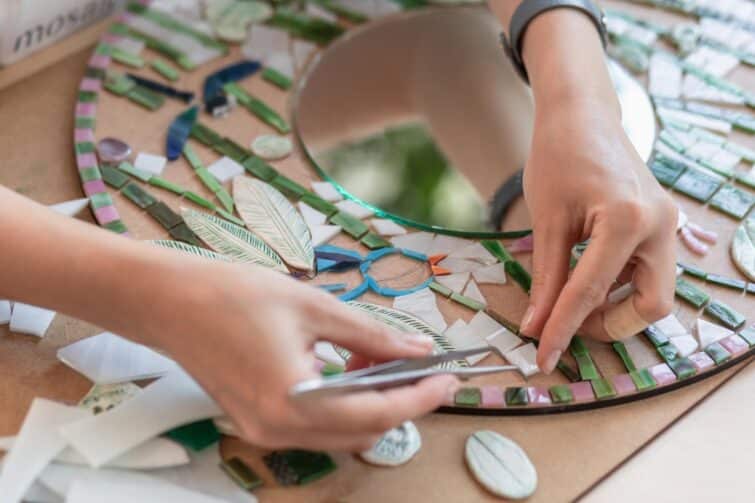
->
[311, 181, 343, 202]
[429, 235, 473, 256]
[370, 218, 407, 237]
[389, 232, 434, 254]
[504, 343, 540, 377]
[49, 198, 90, 217]
[462, 280, 487, 307]
[309, 224, 341, 246]
[9, 303, 56, 337]
[393, 288, 447, 333]
[485, 328, 522, 355]
[297, 201, 327, 226]
[207, 157, 244, 183]
[0, 300, 11, 324]
[696, 318, 734, 348]
[335, 200, 374, 219]
[670, 334, 699, 358]
[265, 51, 295, 79]
[314, 341, 345, 366]
[472, 263, 507, 285]
[653, 313, 688, 337]
[57, 332, 177, 385]
[437, 257, 483, 274]
[435, 272, 470, 294]
[443, 320, 488, 365]
[448, 242, 497, 264]
[467, 311, 504, 340]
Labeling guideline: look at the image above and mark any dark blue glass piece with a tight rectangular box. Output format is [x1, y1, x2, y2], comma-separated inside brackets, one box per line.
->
[166, 106, 198, 161]
[126, 73, 194, 102]
[202, 60, 262, 103]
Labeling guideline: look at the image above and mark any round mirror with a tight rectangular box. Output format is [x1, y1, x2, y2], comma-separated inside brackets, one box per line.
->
[293, 5, 655, 238]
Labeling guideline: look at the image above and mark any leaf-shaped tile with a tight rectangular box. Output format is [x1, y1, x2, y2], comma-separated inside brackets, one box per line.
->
[233, 176, 315, 271]
[731, 218, 755, 281]
[181, 208, 287, 272]
[148, 240, 231, 262]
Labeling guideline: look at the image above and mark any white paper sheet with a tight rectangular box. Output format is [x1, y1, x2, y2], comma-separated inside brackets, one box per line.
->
[9, 302, 56, 337]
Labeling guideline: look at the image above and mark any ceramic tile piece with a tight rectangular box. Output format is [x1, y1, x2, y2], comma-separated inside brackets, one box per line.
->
[629, 369, 657, 391]
[480, 385, 505, 408]
[709, 184, 755, 220]
[428, 281, 453, 298]
[504, 343, 540, 377]
[450, 292, 486, 312]
[9, 303, 56, 337]
[467, 311, 504, 340]
[670, 334, 699, 358]
[0, 300, 11, 325]
[309, 225, 342, 247]
[569, 381, 595, 402]
[675, 278, 711, 308]
[688, 351, 716, 371]
[471, 263, 507, 285]
[389, 232, 434, 255]
[335, 200, 374, 219]
[720, 335, 749, 356]
[504, 387, 528, 406]
[649, 53, 682, 98]
[447, 243, 497, 265]
[591, 378, 617, 400]
[648, 363, 677, 385]
[311, 181, 343, 202]
[526, 387, 551, 405]
[429, 235, 474, 256]
[485, 328, 522, 355]
[464, 430, 537, 500]
[314, 341, 345, 366]
[705, 300, 746, 330]
[122, 182, 158, 209]
[263, 450, 337, 486]
[242, 25, 289, 63]
[393, 287, 448, 333]
[462, 280, 487, 308]
[328, 212, 369, 239]
[549, 384, 573, 404]
[437, 257, 484, 274]
[49, 198, 91, 217]
[165, 420, 220, 452]
[654, 313, 689, 337]
[612, 374, 637, 396]
[673, 168, 722, 202]
[207, 156, 244, 183]
[435, 272, 470, 294]
[696, 318, 734, 349]
[706, 274, 746, 291]
[220, 457, 264, 491]
[265, 52, 295, 80]
[369, 218, 407, 236]
[705, 341, 732, 365]
[612, 341, 637, 372]
[454, 387, 481, 407]
[134, 152, 167, 176]
[650, 157, 686, 186]
[741, 326, 755, 347]
[443, 321, 488, 364]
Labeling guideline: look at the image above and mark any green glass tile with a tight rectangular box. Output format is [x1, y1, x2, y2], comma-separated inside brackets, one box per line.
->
[165, 419, 220, 451]
[329, 211, 369, 239]
[672, 169, 722, 202]
[245, 97, 291, 134]
[320, 363, 344, 376]
[591, 378, 616, 400]
[549, 384, 574, 404]
[108, 22, 130, 35]
[112, 47, 145, 68]
[79, 167, 101, 182]
[214, 138, 249, 163]
[263, 450, 337, 486]
[184, 191, 216, 211]
[147, 201, 182, 229]
[89, 192, 113, 210]
[657, 343, 680, 363]
[75, 117, 96, 129]
[704, 341, 732, 365]
[126, 3, 227, 53]
[449, 292, 486, 311]
[429, 281, 453, 298]
[94, 43, 112, 56]
[361, 232, 391, 250]
[668, 357, 697, 379]
[85, 66, 106, 80]
[103, 219, 128, 234]
[644, 324, 669, 347]
[504, 387, 529, 406]
[658, 130, 685, 152]
[612, 341, 637, 372]
[739, 327, 755, 346]
[127, 85, 165, 110]
[675, 278, 711, 308]
[680, 263, 707, 280]
[630, 369, 656, 391]
[242, 156, 279, 182]
[649, 157, 686, 186]
[150, 59, 180, 81]
[190, 122, 223, 147]
[104, 71, 135, 95]
[214, 188, 234, 213]
[118, 161, 152, 182]
[220, 457, 263, 491]
[454, 387, 481, 407]
[706, 273, 746, 291]
[75, 141, 95, 155]
[168, 222, 202, 246]
[569, 336, 589, 356]
[147, 176, 184, 195]
[705, 300, 746, 330]
[121, 182, 158, 209]
[270, 175, 307, 199]
[78, 90, 98, 103]
[573, 353, 600, 381]
[196, 167, 222, 193]
[215, 208, 246, 227]
[710, 185, 755, 220]
[183, 146, 204, 172]
[100, 164, 130, 189]
[262, 67, 293, 90]
[556, 360, 581, 382]
[300, 193, 338, 217]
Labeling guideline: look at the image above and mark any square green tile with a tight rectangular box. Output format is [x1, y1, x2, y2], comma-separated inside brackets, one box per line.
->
[75, 141, 95, 155]
[650, 157, 686, 186]
[242, 156, 279, 182]
[504, 387, 529, 406]
[704, 300, 746, 330]
[89, 191, 113, 210]
[329, 211, 369, 239]
[454, 387, 481, 407]
[706, 274, 746, 291]
[263, 450, 337, 486]
[214, 138, 249, 162]
[147, 201, 182, 229]
[79, 167, 102, 183]
[739, 327, 755, 346]
[675, 278, 710, 308]
[75, 117, 96, 129]
[100, 164, 130, 189]
[549, 384, 574, 404]
[667, 357, 697, 379]
[704, 341, 732, 365]
[709, 184, 755, 220]
[591, 378, 617, 400]
[673, 169, 722, 202]
[630, 369, 656, 390]
[103, 219, 128, 234]
[78, 90, 99, 103]
[644, 325, 670, 347]
[657, 343, 680, 363]
[121, 182, 158, 209]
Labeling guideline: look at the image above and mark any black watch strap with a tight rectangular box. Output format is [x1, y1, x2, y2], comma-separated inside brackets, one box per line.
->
[500, 0, 607, 84]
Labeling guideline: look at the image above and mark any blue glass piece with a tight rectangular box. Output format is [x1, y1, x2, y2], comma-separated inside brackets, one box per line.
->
[316, 258, 338, 272]
[202, 60, 262, 103]
[400, 248, 428, 262]
[318, 283, 347, 293]
[366, 247, 398, 262]
[368, 276, 434, 297]
[166, 106, 198, 161]
[338, 279, 369, 302]
[359, 260, 372, 274]
[126, 73, 194, 102]
[315, 245, 362, 260]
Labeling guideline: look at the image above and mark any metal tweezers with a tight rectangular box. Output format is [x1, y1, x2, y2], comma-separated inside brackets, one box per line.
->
[290, 347, 519, 399]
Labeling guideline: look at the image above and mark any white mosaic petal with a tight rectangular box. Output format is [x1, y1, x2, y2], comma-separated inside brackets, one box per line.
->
[435, 272, 470, 294]
[370, 218, 407, 236]
[335, 200, 374, 219]
[10, 303, 56, 337]
[696, 318, 734, 348]
[134, 152, 167, 176]
[462, 280, 487, 307]
[471, 263, 507, 285]
[311, 181, 343, 202]
[297, 201, 327, 226]
[207, 157, 244, 183]
[242, 25, 289, 62]
[504, 343, 540, 377]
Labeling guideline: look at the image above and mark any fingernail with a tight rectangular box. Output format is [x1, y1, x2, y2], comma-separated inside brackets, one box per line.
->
[542, 349, 562, 375]
[402, 333, 434, 349]
[520, 305, 535, 335]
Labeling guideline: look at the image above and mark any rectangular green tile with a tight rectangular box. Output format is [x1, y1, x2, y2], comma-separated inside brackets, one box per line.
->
[270, 175, 307, 199]
[75, 141, 95, 155]
[190, 122, 223, 146]
[612, 341, 637, 372]
[89, 192, 113, 210]
[549, 384, 574, 404]
[118, 161, 152, 182]
[220, 457, 263, 491]
[644, 323, 670, 347]
[704, 341, 732, 365]
[454, 387, 481, 407]
[75, 117, 96, 129]
[85, 67, 106, 79]
[329, 211, 369, 239]
[672, 168, 722, 202]
[429, 281, 453, 298]
[112, 47, 145, 68]
[630, 369, 656, 390]
[196, 167, 222, 193]
[214, 189, 234, 214]
[79, 167, 101, 183]
[184, 191, 216, 211]
[165, 419, 219, 451]
[263, 450, 337, 486]
[449, 292, 486, 311]
[300, 193, 338, 217]
[168, 222, 202, 246]
[361, 232, 391, 250]
[704, 300, 746, 330]
[214, 138, 249, 162]
[675, 278, 710, 308]
[100, 164, 130, 189]
[569, 336, 589, 356]
[147, 201, 182, 229]
[650, 157, 686, 186]
[504, 387, 528, 406]
[573, 353, 600, 381]
[127, 85, 165, 110]
[706, 274, 746, 291]
[149, 176, 184, 195]
[262, 67, 293, 90]
[150, 59, 180, 81]
[591, 378, 617, 400]
[104, 71, 136, 95]
[78, 90, 99, 103]
[709, 184, 755, 220]
[242, 156, 279, 182]
[667, 357, 697, 379]
[739, 327, 755, 346]
[680, 263, 707, 280]
[121, 182, 158, 209]
[103, 219, 128, 234]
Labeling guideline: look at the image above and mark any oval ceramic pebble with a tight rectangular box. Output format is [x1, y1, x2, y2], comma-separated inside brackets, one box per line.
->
[732, 219, 755, 281]
[465, 430, 537, 500]
[359, 422, 421, 467]
[251, 134, 293, 160]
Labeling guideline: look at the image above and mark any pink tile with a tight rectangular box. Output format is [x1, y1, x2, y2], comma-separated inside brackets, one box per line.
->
[526, 387, 552, 405]
[88, 54, 111, 69]
[649, 363, 676, 385]
[76, 153, 98, 169]
[94, 205, 119, 225]
[75, 102, 97, 117]
[480, 385, 505, 408]
[82, 179, 107, 196]
[569, 381, 594, 403]
[611, 374, 636, 396]
[720, 335, 749, 356]
[79, 78, 102, 92]
[688, 351, 715, 371]
[74, 128, 95, 143]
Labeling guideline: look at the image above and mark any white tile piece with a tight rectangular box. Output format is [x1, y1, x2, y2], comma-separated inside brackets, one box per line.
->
[9, 303, 56, 337]
[293, 40, 318, 71]
[443, 320, 489, 364]
[393, 288, 447, 333]
[297, 201, 327, 226]
[314, 341, 345, 366]
[57, 332, 177, 385]
[59, 370, 222, 468]
[462, 280, 487, 307]
[311, 181, 343, 202]
[471, 263, 507, 285]
[670, 334, 699, 358]
[335, 200, 374, 219]
[207, 156, 244, 183]
[653, 314, 688, 338]
[657, 107, 733, 134]
[111, 36, 145, 56]
[49, 198, 90, 217]
[429, 235, 474, 256]
[696, 318, 734, 348]
[309, 224, 341, 246]
[0, 300, 11, 324]
[467, 311, 505, 340]
[504, 343, 540, 377]
[435, 272, 470, 294]
[485, 328, 522, 355]
[134, 152, 167, 176]
[682, 74, 745, 105]
[242, 25, 289, 63]
[684, 46, 738, 77]
[709, 149, 742, 171]
[22, 480, 61, 503]
[0, 399, 88, 503]
[264, 51, 295, 79]
[648, 52, 682, 98]
[389, 232, 434, 254]
[448, 242, 497, 265]
[438, 257, 484, 274]
[622, 335, 650, 366]
[686, 140, 722, 161]
[370, 218, 407, 237]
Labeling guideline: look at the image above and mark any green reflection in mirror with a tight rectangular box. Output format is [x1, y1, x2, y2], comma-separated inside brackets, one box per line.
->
[315, 122, 492, 232]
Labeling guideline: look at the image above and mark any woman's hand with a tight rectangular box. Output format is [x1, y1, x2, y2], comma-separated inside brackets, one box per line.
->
[520, 98, 678, 373]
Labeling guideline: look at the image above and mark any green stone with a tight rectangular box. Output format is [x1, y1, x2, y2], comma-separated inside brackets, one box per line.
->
[127, 85, 165, 110]
[329, 211, 369, 239]
[79, 167, 101, 182]
[149, 176, 184, 195]
[214, 138, 249, 162]
[710, 185, 755, 220]
[673, 169, 722, 202]
[704, 300, 746, 330]
[109, 23, 129, 35]
[183, 145, 203, 171]
[75, 117, 96, 129]
[184, 191, 216, 211]
[103, 219, 128, 234]
[569, 336, 589, 356]
[429, 281, 453, 298]
[191, 122, 223, 146]
[263, 450, 337, 486]
[300, 193, 338, 217]
[85, 66, 106, 79]
[262, 67, 293, 90]
[454, 387, 481, 407]
[704, 341, 732, 365]
[220, 457, 263, 491]
[739, 327, 755, 346]
[168, 222, 202, 246]
[574, 353, 600, 381]
[630, 369, 656, 390]
[100, 164, 130, 189]
[165, 419, 220, 451]
[94, 43, 112, 56]
[150, 59, 180, 81]
[89, 192, 114, 210]
[214, 188, 235, 213]
[118, 161, 152, 182]
[591, 378, 617, 400]
[549, 384, 573, 404]
[504, 387, 529, 406]
[650, 157, 686, 186]
[270, 175, 307, 199]
[612, 341, 637, 372]
[449, 292, 486, 311]
[706, 274, 746, 291]
[675, 278, 711, 308]
[147, 201, 182, 229]
[112, 47, 145, 68]
[361, 232, 391, 250]
[680, 263, 707, 280]
[78, 90, 98, 103]
[242, 156, 279, 182]
[121, 182, 158, 209]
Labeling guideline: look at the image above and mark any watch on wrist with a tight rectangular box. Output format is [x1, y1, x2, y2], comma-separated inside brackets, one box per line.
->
[500, 0, 608, 84]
